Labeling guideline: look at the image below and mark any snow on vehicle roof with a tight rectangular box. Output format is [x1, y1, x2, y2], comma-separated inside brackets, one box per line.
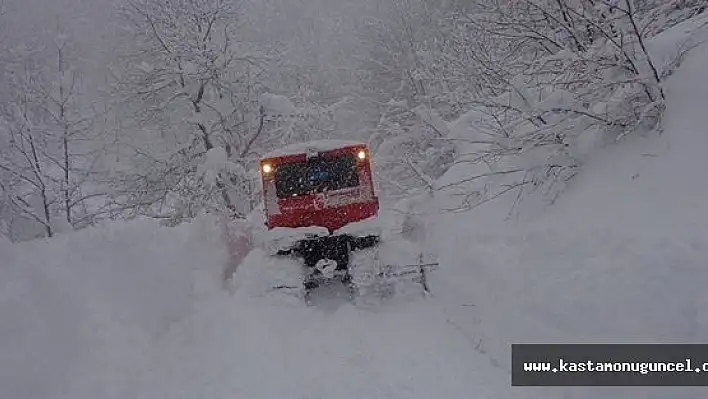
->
[262, 139, 366, 159]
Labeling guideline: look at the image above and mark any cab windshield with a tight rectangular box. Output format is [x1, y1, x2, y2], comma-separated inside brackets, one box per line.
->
[274, 156, 359, 198]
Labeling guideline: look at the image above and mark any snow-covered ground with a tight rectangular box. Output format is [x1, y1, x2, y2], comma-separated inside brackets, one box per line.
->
[132, 258, 513, 399]
[0, 214, 522, 399]
[0, 216, 227, 399]
[425, 13, 708, 399]
[3, 13, 708, 399]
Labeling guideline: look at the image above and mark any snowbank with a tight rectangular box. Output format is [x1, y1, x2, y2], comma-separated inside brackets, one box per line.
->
[428, 224, 708, 399]
[219, 216, 255, 285]
[424, 13, 708, 399]
[532, 14, 708, 234]
[647, 11, 708, 77]
[0, 215, 228, 399]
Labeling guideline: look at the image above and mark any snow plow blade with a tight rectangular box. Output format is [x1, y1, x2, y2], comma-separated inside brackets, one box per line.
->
[351, 258, 439, 296]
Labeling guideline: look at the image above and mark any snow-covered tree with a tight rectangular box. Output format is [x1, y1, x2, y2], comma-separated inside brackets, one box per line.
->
[0, 0, 701, 235]
[354, 0, 704, 210]
[110, 0, 272, 221]
[368, 100, 454, 198]
[352, 0, 458, 198]
[433, 0, 671, 210]
[0, 31, 96, 239]
[37, 33, 95, 227]
[0, 46, 60, 238]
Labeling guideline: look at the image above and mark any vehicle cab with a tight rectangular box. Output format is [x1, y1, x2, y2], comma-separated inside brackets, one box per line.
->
[259, 140, 379, 233]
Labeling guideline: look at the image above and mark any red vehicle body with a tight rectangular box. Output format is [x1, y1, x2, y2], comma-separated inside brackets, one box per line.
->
[259, 140, 381, 290]
[260, 141, 379, 233]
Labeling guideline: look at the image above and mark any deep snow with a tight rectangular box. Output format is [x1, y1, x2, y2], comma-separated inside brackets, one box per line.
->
[425, 12, 708, 399]
[0, 215, 522, 399]
[0, 216, 227, 399]
[3, 12, 708, 399]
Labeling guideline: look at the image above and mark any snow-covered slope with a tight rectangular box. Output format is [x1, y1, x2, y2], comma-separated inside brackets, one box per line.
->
[425, 12, 708, 399]
[0, 217, 227, 399]
[534, 17, 708, 234]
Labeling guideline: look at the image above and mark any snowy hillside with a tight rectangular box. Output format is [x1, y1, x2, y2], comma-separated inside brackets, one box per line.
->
[426, 12, 708, 399]
[3, 10, 708, 399]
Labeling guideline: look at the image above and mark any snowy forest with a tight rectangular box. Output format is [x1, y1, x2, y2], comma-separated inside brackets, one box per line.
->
[1, 0, 705, 241]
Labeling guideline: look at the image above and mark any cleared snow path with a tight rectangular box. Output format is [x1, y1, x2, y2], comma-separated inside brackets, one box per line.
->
[5, 216, 528, 399]
[130, 247, 525, 399]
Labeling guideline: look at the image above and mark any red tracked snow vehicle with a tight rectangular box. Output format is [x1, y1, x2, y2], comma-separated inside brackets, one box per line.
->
[259, 140, 381, 290]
